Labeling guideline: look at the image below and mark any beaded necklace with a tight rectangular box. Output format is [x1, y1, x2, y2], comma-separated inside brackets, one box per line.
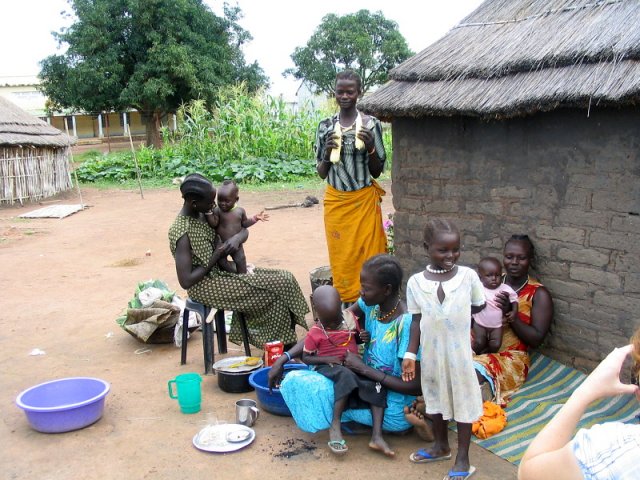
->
[374, 297, 401, 323]
[426, 264, 455, 274]
[318, 320, 353, 347]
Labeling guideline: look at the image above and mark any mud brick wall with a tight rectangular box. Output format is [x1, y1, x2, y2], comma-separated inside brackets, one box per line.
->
[390, 107, 640, 371]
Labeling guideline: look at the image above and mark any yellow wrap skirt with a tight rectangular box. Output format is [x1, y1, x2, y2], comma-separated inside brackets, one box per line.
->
[323, 180, 387, 303]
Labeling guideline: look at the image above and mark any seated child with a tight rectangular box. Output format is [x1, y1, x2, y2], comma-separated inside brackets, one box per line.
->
[303, 285, 393, 457]
[205, 179, 268, 274]
[472, 257, 518, 354]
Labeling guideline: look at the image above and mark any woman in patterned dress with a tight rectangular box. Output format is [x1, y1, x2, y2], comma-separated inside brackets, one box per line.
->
[474, 234, 554, 406]
[168, 174, 309, 348]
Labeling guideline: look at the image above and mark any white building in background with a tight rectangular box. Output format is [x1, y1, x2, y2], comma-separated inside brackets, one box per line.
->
[0, 75, 48, 116]
[0, 75, 150, 142]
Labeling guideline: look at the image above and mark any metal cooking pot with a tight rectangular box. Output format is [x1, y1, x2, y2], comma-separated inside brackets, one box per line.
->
[212, 356, 263, 393]
[216, 369, 255, 393]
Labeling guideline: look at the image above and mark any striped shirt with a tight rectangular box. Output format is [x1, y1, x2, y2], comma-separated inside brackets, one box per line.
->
[314, 112, 386, 192]
[571, 422, 640, 479]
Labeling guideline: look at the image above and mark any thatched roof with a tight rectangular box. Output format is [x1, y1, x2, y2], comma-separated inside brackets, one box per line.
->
[360, 0, 640, 120]
[0, 96, 75, 147]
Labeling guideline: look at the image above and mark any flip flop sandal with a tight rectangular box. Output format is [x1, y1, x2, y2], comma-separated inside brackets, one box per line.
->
[443, 466, 476, 480]
[328, 439, 348, 455]
[409, 449, 452, 463]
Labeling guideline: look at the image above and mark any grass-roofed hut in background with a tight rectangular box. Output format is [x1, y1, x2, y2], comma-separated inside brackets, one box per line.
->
[0, 96, 74, 204]
[359, 0, 640, 371]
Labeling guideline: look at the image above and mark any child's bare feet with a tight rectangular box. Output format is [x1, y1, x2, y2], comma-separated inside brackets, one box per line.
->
[368, 436, 395, 457]
[403, 399, 434, 442]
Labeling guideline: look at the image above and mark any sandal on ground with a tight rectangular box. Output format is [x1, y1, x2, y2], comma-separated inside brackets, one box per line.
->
[327, 439, 348, 455]
[409, 449, 452, 463]
[443, 466, 476, 480]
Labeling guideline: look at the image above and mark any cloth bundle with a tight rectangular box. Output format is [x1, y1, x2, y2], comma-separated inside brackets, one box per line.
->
[116, 279, 199, 345]
[472, 401, 507, 439]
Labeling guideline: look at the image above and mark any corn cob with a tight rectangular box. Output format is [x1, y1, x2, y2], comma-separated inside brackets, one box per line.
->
[330, 121, 342, 163]
[355, 113, 364, 150]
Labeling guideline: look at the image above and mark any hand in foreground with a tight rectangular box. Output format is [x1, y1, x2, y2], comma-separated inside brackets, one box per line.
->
[402, 358, 416, 382]
[575, 344, 639, 403]
[267, 355, 287, 393]
[358, 330, 371, 343]
[323, 132, 340, 161]
[356, 126, 374, 152]
[343, 350, 366, 374]
[223, 234, 243, 254]
[255, 210, 269, 222]
[503, 310, 517, 325]
[495, 290, 511, 314]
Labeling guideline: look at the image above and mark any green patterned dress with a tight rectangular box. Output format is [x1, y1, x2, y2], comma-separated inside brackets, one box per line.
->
[168, 215, 309, 346]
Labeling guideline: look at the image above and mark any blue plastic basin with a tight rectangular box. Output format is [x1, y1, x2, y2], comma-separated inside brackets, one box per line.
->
[16, 377, 110, 433]
[249, 364, 307, 416]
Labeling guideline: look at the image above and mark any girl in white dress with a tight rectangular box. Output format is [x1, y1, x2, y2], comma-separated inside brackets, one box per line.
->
[402, 218, 485, 480]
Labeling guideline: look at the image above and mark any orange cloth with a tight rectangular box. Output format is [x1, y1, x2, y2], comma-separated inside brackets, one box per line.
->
[323, 180, 387, 303]
[472, 401, 507, 439]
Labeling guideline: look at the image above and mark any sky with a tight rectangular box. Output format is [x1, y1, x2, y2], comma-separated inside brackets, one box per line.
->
[0, 0, 484, 101]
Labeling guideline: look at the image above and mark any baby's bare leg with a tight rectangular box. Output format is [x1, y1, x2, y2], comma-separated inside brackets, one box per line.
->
[487, 326, 503, 353]
[230, 246, 247, 274]
[472, 322, 488, 355]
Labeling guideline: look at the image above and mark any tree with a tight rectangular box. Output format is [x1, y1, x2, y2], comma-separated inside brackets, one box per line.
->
[39, 0, 267, 147]
[284, 10, 413, 96]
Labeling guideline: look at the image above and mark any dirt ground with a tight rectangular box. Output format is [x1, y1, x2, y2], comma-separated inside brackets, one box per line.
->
[0, 181, 517, 480]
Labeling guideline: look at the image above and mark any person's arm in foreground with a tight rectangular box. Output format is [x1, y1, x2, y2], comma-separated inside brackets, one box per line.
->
[267, 340, 304, 391]
[343, 350, 422, 396]
[518, 344, 639, 480]
[221, 227, 248, 253]
[401, 313, 421, 381]
[174, 234, 229, 289]
[497, 287, 553, 348]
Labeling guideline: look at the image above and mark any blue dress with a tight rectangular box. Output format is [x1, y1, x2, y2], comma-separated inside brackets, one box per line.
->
[280, 298, 418, 432]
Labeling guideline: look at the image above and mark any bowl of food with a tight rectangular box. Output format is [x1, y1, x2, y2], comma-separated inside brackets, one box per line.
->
[249, 363, 308, 416]
[16, 377, 110, 433]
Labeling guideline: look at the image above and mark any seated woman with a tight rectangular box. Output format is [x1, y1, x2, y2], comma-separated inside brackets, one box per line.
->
[270, 255, 431, 444]
[168, 173, 309, 348]
[474, 234, 554, 405]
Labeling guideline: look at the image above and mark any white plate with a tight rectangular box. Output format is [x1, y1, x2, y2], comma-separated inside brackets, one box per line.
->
[192, 424, 255, 453]
[212, 356, 263, 373]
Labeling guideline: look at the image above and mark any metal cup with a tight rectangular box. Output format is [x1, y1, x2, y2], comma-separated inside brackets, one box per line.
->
[235, 398, 259, 427]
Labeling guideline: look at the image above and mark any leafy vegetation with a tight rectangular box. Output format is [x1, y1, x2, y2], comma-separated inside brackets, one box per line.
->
[77, 87, 329, 183]
[75, 86, 393, 185]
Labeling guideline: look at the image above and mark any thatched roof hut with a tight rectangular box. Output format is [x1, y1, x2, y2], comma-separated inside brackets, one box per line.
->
[358, 0, 640, 370]
[0, 96, 75, 204]
[360, 0, 640, 120]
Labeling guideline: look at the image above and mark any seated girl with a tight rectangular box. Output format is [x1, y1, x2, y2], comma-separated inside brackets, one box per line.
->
[271, 255, 430, 443]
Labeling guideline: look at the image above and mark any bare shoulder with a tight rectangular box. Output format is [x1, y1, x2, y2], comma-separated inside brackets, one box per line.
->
[533, 285, 553, 302]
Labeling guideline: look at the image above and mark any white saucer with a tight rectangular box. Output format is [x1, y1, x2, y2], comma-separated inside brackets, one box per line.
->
[192, 423, 255, 453]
